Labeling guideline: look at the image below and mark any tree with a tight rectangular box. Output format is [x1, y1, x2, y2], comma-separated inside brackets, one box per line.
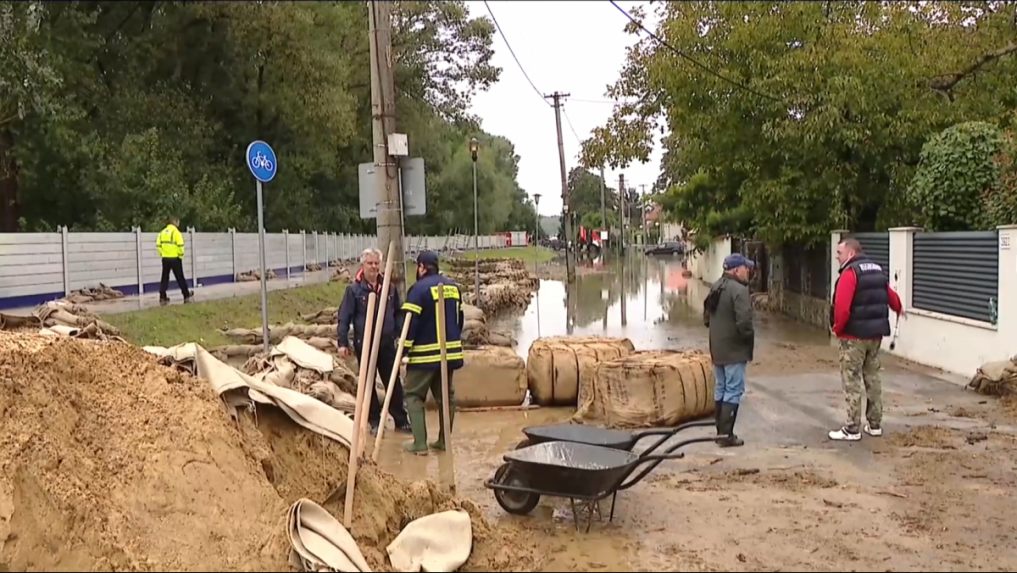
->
[566, 167, 617, 227]
[908, 121, 1004, 232]
[4, 1, 536, 236]
[582, 2, 1017, 246]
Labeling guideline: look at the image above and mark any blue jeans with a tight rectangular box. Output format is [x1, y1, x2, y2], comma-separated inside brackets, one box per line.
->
[713, 363, 747, 405]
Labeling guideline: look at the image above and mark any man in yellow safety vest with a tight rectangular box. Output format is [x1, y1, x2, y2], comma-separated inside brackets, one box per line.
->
[156, 217, 193, 306]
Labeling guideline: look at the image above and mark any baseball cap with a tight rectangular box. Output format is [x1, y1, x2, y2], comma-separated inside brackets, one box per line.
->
[723, 253, 755, 271]
[416, 251, 440, 268]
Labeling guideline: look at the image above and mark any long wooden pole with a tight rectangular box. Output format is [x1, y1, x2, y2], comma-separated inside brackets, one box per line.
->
[436, 284, 455, 488]
[358, 241, 397, 458]
[344, 292, 377, 529]
[372, 313, 412, 462]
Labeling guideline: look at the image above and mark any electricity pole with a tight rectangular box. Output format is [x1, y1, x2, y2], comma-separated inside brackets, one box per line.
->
[546, 91, 575, 283]
[368, 0, 405, 295]
[599, 165, 607, 246]
[640, 183, 647, 245]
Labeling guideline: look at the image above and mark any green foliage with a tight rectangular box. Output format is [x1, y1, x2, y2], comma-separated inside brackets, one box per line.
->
[2, 1, 534, 234]
[909, 121, 1004, 231]
[583, 2, 1017, 245]
[985, 123, 1017, 227]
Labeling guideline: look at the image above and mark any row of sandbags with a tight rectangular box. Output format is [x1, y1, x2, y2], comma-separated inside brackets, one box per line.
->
[526, 336, 717, 428]
[237, 269, 277, 282]
[968, 354, 1017, 396]
[290, 304, 516, 348]
[0, 301, 122, 341]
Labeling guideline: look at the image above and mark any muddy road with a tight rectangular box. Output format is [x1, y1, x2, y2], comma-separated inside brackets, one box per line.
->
[380, 256, 1017, 572]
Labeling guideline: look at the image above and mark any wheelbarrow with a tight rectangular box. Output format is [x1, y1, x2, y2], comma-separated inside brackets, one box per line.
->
[515, 419, 715, 452]
[485, 433, 720, 532]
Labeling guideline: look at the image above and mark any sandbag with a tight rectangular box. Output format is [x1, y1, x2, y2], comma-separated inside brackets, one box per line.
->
[462, 303, 485, 323]
[527, 336, 634, 407]
[426, 346, 527, 408]
[587, 350, 715, 428]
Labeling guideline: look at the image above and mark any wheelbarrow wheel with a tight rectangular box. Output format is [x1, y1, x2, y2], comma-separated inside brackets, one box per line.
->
[493, 463, 540, 515]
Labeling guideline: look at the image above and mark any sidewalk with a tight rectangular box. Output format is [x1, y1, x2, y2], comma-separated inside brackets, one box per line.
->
[5, 270, 335, 316]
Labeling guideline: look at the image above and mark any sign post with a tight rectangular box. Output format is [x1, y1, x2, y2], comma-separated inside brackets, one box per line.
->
[246, 140, 278, 353]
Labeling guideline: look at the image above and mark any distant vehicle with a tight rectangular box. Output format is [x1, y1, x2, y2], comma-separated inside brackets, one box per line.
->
[644, 241, 684, 256]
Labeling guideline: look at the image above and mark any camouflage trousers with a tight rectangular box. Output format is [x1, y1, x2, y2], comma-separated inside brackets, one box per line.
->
[839, 338, 883, 431]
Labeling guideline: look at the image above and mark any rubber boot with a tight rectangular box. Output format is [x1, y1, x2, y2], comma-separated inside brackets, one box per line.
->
[404, 408, 429, 455]
[430, 404, 455, 451]
[714, 401, 723, 436]
[718, 403, 745, 448]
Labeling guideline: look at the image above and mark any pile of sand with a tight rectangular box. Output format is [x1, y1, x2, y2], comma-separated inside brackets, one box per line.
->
[0, 332, 534, 572]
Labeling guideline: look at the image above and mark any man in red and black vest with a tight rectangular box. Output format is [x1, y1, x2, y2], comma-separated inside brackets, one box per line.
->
[828, 238, 903, 442]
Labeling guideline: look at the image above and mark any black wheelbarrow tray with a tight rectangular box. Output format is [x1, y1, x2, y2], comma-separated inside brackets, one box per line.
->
[517, 419, 715, 452]
[485, 433, 719, 532]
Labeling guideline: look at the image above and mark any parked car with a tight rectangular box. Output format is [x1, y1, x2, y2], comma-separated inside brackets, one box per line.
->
[644, 241, 684, 256]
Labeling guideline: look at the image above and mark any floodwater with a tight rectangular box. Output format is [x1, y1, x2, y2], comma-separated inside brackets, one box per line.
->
[494, 255, 827, 357]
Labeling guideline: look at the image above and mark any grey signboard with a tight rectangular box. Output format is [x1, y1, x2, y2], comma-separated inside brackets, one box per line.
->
[358, 157, 426, 219]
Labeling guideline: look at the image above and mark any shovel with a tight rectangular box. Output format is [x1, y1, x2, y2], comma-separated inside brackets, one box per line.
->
[889, 313, 901, 351]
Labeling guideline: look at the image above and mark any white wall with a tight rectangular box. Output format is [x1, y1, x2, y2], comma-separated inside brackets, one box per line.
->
[0, 229, 513, 307]
[831, 226, 1016, 377]
[686, 236, 731, 284]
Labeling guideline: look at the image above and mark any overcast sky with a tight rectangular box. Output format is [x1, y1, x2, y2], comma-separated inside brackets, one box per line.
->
[465, 1, 663, 217]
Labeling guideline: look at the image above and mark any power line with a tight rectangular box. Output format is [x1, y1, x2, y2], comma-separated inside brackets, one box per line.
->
[483, 0, 551, 106]
[562, 107, 583, 143]
[569, 97, 629, 105]
[608, 0, 781, 102]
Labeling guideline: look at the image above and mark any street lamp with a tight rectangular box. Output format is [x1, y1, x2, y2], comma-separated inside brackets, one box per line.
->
[532, 193, 542, 277]
[533, 193, 541, 337]
[470, 137, 480, 302]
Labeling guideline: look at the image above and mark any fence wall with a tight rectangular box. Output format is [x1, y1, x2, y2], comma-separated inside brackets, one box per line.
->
[831, 226, 1016, 377]
[685, 236, 732, 284]
[0, 229, 512, 310]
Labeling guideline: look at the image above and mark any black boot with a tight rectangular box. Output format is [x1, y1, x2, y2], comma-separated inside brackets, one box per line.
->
[718, 403, 745, 448]
[715, 400, 723, 436]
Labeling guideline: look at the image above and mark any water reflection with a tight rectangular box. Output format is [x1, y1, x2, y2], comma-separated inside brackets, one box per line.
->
[492, 255, 825, 359]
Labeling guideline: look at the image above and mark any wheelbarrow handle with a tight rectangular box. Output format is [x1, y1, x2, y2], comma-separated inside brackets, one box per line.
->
[637, 420, 716, 455]
[616, 436, 722, 492]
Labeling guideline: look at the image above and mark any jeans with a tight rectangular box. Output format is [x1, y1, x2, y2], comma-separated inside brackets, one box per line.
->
[713, 362, 747, 405]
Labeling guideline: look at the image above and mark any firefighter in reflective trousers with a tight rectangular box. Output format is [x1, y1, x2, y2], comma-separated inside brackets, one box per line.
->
[400, 251, 465, 455]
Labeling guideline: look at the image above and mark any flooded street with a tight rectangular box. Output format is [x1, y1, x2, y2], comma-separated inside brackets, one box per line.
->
[374, 256, 1017, 572]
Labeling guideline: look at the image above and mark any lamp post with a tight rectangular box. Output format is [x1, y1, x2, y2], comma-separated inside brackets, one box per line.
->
[533, 193, 541, 278]
[533, 193, 542, 337]
[470, 137, 480, 303]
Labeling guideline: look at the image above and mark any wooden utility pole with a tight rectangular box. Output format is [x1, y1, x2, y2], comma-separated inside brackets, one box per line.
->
[546, 91, 575, 283]
[618, 173, 625, 254]
[368, 0, 406, 295]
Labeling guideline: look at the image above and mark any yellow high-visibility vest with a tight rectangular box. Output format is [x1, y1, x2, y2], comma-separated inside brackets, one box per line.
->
[156, 224, 185, 259]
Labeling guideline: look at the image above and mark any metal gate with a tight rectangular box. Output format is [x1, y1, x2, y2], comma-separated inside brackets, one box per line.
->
[912, 231, 998, 324]
[849, 232, 890, 280]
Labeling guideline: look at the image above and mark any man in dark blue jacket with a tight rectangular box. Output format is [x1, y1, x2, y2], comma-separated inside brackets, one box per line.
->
[400, 251, 465, 455]
[337, 248, 411, 435]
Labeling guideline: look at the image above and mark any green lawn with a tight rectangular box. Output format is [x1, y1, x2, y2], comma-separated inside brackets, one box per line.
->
[459, 246, 556, 264]
[107, 282, 349, 348]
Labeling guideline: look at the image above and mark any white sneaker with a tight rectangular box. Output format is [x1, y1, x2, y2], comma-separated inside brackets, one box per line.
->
[828, 427, 862, 441]
[864, 424, 883, 437]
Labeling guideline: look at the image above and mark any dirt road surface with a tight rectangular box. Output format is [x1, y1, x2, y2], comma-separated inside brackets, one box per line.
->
[375, 339, 1017, 572]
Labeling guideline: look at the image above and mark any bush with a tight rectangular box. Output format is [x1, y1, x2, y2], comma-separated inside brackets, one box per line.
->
[908, 121, 1004, 231]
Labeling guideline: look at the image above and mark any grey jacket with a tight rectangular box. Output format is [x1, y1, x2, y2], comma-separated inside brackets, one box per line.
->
[703, 274, 755, 365]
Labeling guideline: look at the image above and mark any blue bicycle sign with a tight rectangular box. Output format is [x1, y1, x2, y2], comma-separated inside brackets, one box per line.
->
[246, 140, 278, 183]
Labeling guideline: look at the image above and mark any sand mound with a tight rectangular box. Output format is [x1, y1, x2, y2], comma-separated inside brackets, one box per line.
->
[0, 332, 534, 572]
